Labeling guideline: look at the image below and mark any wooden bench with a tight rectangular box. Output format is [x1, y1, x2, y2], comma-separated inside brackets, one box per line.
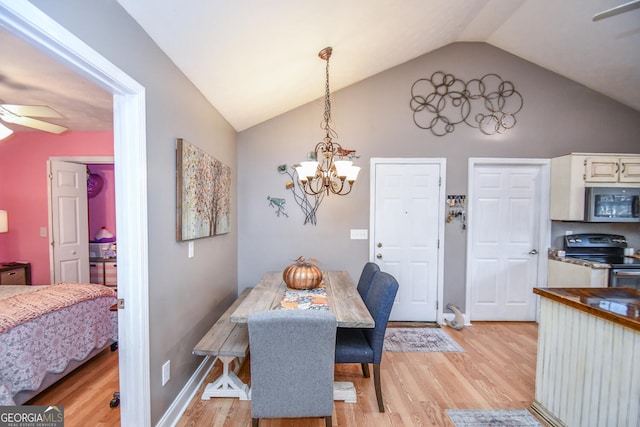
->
[193, 287, 252, 400]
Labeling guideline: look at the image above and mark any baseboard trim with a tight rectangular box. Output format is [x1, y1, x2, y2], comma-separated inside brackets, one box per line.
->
[156, 356, 216, 427]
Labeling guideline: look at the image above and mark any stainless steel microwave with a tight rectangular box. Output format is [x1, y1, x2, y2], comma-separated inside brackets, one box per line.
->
[584, 187, 640, 222]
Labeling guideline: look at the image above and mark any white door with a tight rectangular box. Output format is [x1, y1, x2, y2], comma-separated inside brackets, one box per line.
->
[49, 160, 90, 283]
[371, 159, 445, 322]
[467, 160, 549, 321]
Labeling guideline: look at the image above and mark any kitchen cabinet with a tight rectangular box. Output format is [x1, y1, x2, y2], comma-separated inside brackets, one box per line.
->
[550, 153, 640, 221]
[531, 288, 639, 427]
[90, 258, 117, 287]
[547, 258, 608, 287]
[584, 156, 640, 183]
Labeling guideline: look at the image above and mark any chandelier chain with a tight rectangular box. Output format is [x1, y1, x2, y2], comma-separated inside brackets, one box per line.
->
[322, 53, 337, 140]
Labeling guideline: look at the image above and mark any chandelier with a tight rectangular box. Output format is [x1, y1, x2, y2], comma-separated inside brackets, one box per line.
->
[296, 47, 360, 196]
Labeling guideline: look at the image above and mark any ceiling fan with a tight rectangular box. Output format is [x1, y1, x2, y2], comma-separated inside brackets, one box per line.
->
[0, 103, 68, 134]
[593, 0, 640, 21]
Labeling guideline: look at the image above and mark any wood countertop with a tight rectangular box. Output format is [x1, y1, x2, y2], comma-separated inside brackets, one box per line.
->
[534, 287, 640, 332]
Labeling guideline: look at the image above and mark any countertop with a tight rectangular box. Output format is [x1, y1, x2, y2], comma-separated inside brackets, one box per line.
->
[547, 250, 610, 269]
[534, 287, 640, 331]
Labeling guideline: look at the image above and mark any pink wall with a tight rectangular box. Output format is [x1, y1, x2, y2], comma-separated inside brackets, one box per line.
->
[0, 131, 114, 284]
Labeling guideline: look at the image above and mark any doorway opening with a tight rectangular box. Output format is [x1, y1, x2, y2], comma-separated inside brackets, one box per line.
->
[0, 3, 151, 425]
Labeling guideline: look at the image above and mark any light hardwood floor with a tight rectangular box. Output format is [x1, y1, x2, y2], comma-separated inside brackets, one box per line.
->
[27, 346, 120, 427]
[26, 322, 538, 426]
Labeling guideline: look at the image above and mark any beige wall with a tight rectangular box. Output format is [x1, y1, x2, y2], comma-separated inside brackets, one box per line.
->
[238, 42, 640, 310]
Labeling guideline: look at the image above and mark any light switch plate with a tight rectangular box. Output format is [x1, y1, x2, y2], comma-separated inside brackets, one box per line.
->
[188, 241, 194, 258]
[162, 360, 171, 386]
[350, 229, 368, 240]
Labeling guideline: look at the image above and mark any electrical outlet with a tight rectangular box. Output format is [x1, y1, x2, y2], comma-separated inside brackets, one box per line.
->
[40, 227, 47, 237]
[565, 230, 573, 236]
[162, 360, 171, 386]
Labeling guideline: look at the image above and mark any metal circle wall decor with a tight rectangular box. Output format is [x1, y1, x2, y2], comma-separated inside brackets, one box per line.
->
[410, 71, 523, 136]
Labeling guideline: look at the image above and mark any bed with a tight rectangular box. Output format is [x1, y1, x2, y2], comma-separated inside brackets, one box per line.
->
[0, 282, 118, 405]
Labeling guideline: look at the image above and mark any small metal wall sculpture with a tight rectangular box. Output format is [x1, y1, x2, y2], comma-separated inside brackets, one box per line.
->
[410, 71, 523, 136]
[275, 164, 324, 225]
[267, 196, 288, 218]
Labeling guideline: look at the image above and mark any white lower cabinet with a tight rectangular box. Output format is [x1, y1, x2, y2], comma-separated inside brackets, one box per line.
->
[547, 259, 608, 288]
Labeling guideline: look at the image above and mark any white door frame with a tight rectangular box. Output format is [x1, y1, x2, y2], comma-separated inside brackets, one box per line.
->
[0, 3, 151, 426]
[465, 158, 550, 323]
[370, 158, 446, 324]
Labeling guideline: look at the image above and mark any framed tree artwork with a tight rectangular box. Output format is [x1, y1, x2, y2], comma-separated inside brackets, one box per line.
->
[176, 138, 231, 240]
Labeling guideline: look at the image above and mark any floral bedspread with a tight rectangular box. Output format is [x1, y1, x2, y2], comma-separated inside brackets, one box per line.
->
[0, 284, 118, 405]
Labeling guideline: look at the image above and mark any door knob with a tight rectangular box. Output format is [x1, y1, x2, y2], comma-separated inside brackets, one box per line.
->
[377, 242, 382, 248]
[376, 253, 382, 259]
[529, 249, 538, 255]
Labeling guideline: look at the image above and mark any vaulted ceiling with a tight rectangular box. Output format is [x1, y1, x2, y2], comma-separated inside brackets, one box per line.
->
[1, 0, 638, 134]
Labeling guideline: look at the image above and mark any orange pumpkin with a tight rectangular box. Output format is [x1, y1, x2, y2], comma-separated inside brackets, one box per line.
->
[283, 256, 323, 290]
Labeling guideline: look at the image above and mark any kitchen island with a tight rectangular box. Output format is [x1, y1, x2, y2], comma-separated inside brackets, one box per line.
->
[531, 287, 639, 427]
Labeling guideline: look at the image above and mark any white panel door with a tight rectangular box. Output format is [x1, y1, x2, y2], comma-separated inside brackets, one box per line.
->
[469, 164, 542, 321]
[371, 160, 444, 321]
[49, 160, 89, 283]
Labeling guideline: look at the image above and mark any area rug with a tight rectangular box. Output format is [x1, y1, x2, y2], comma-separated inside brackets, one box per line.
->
[446, 409, 542, 426]
[383, 327, 465, 352]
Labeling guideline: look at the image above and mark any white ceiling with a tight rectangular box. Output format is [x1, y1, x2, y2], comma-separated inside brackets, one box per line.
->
[1, 0, 639, 134]
[0, 30, 113, 134]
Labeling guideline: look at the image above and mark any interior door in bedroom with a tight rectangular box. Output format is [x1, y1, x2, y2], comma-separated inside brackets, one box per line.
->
[48, 160, 90, 283]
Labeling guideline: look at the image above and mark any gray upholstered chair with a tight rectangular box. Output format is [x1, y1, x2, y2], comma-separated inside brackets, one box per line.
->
[335, 271, 399, 412]
[356, 262, 380, 300]
[248, 310, 337, 427]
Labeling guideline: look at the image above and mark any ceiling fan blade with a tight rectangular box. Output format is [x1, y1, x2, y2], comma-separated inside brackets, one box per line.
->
[0, 104, 63, 118]
[0, 115, 68, 134]
[593, 0, 640, 21]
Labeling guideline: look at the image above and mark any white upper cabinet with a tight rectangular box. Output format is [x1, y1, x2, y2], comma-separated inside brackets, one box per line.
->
[584, 156, 640, 183]
[550, 153, 640, 221]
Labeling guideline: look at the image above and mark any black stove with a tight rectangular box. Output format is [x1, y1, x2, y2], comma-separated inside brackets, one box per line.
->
[563, 234, 640, 290]
[563, 234, 639, 268]
[568, 255, 639, 267]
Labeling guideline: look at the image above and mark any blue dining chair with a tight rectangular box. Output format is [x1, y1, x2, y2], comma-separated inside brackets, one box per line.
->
[356, 262, 380, 300]
[335, 271, 399, 412]
[248, 310, 336, 427]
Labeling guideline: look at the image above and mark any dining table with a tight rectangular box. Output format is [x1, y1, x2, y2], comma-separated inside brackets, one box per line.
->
[230, 270, 374, 328]
[230, 270, 375, 402]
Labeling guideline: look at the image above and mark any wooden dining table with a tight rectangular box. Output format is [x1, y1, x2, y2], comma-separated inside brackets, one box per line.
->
[230, 270, 375, 403]
[230, 270, 374, 328]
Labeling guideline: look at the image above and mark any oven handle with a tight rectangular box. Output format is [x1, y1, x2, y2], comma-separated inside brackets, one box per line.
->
[613, 271, 640, 277]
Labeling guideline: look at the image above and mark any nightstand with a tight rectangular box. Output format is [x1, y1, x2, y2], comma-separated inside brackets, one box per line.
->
[0, 262, 32, 285]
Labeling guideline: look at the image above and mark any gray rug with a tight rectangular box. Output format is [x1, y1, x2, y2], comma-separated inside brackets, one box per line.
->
[383, 327, 465, 352]
[446, 409, 542, 426]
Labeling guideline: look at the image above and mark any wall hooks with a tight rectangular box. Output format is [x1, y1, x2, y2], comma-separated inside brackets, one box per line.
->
[446, 195, 466, 230]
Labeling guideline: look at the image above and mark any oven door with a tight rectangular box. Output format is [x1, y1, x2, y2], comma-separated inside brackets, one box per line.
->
[610, 268, 640, 290]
